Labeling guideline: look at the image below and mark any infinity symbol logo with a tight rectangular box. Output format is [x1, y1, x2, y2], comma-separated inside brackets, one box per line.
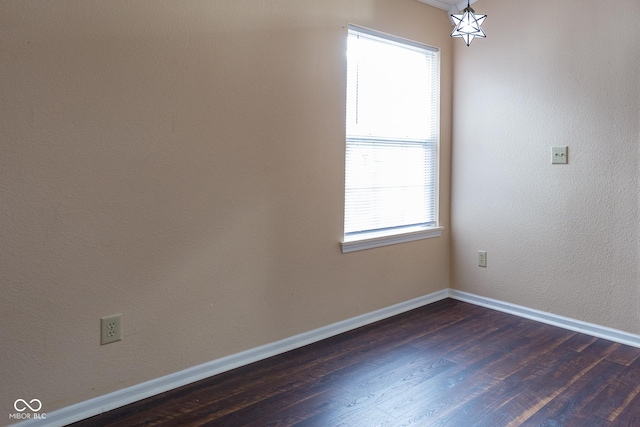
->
[14, 399, 42, 412]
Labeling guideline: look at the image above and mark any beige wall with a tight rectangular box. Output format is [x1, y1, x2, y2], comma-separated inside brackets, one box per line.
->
[1, 0, 452, 417]
[452, 0, 640, 333]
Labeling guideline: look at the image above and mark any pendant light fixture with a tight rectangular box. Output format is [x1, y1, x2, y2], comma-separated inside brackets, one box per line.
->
[451, 0, 486, 46]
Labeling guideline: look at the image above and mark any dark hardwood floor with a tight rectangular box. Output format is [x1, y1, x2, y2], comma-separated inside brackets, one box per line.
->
[70, 299, 640, 426]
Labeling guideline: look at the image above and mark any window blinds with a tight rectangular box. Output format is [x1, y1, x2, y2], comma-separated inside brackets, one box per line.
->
[344, 27, 439, 237]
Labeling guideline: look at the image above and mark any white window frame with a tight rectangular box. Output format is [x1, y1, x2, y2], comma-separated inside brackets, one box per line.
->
[341, 26, 443, 253]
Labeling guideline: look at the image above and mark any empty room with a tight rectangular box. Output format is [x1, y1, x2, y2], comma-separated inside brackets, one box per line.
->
[2, 0, 640, 426]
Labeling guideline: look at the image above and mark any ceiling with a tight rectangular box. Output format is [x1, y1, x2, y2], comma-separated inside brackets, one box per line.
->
[417, 0, 478, 13]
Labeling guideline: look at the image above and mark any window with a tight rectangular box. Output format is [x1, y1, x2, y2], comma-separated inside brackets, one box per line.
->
[342, 26, 443, 253]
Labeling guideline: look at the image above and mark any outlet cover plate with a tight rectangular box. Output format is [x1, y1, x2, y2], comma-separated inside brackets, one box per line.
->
[101, 314, 122, 345]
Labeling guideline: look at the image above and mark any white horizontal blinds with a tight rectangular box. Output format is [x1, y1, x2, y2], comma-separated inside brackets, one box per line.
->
[345, 27, 439, 235]
[345, 139, 437, 233]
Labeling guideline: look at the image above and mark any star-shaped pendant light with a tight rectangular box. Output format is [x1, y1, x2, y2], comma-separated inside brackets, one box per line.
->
[451, 0, 486, 46]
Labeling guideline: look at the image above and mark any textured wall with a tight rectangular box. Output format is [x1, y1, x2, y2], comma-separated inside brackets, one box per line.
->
[0, 0, 452, 418]
[451, 0, 640, 333]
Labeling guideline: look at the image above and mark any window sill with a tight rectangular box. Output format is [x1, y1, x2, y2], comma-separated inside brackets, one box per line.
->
[340, 226, 444, 253]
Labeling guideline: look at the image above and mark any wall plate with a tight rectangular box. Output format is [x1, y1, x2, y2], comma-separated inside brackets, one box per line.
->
[552, 146, 568, 164]
[101, 314, 122, 345]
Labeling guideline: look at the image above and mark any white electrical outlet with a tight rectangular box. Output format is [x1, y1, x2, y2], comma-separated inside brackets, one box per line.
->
[478, 251, 487, 267]
[101, 314, 122, 345]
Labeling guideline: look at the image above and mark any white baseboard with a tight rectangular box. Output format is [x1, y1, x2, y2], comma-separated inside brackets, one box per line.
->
[15, 288, 640, 427]
[14, 289, 449, 427]
[448, 289, 640, 348]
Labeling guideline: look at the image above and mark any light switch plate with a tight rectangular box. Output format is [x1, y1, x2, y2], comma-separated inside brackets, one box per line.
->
[552, 146, 568, 164]
[478, 251, 487, 267]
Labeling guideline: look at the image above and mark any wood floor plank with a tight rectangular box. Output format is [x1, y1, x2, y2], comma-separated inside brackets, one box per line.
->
[613, 384, 640, 426]
[592, 356, 640, 423]
[69, 299, 640, 427]
[497, 339, 620, 427]
[382, 369, 501, 426]
[340, 357, 455, 405]
[376, 348, 507, 421]
[443, 344, 581, 426]
[608, 342, 640, 367]
[209, 384, 353, 427]
[439, 318, 536, 366]
[563, 333, 600, 353]
[521, 358, 620, 426]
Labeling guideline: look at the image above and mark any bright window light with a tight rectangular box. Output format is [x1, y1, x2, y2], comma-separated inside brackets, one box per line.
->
[344, 26, 440, 244]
